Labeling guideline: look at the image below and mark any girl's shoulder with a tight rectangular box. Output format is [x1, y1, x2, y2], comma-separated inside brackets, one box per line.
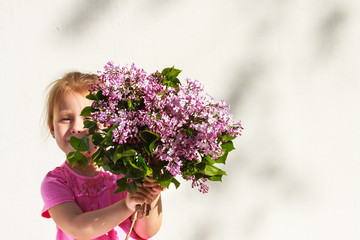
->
[43, 162, 123, 198]
[44, 162, 119, 182]
[42, 162, 70, 183]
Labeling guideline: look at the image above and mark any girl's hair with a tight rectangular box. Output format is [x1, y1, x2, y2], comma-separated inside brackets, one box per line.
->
[45, 72, 99, 130]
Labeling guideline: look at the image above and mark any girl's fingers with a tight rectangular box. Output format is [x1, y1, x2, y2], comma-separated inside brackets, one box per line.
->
[134, 187, 153, 198]
[142, 179, 165, 190]
[138, 178, 166, 199]
[142, 183, 166, 194]
[128, 188, 148, 197]
[142, 181, 158, 187]
[126, 186, 157, 211]
[152, 185, 165, 191]
[153, 189, 164, 196]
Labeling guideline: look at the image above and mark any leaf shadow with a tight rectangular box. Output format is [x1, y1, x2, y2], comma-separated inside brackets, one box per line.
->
[59, 0, 115, 38]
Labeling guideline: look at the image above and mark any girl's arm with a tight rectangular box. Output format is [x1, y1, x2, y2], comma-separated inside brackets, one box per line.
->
[133, 181, 165, 239]
[48, 187, 153, 240]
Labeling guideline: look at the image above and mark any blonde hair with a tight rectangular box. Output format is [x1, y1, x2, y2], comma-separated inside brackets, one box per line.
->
[45, 72, 99, 131]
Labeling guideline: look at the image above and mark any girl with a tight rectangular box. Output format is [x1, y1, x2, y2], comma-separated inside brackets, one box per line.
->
[41, 72, 165, 240]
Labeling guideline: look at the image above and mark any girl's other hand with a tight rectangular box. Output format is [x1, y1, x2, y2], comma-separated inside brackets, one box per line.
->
[125, 186, 153, 212]
[142, 178, 166, 197]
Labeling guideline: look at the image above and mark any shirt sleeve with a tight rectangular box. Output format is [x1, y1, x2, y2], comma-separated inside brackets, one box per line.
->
[40, 170, 75, 218]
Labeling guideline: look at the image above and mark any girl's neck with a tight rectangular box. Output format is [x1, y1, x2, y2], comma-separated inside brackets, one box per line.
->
[65, 160, 101, 177]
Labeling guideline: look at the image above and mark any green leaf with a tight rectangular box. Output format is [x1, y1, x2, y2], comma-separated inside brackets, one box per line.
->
[161, 66, 182, 89]
[221, 134, 236, 141]
[127, 158, 141, 170]
[126, 164, 145, 179]
[117, 100, 128, 110]
[204, 165, 226, 176]
[112, 145, 136, 163]
[180, 159, 198, 177]
[171, 178, 180, 189]
[86, 91, 105, 101]
[152, 160, 168, 180]
[83, 120, 98, 134]
[208, 175, 223, 182]
[67, 151, 80, 162]
[182, 128, 198, 137]
[92, 132, 103, 146]
[127, 99, 135, 110]
[92, 148, 106, 165]
[67, 151, 88, 168]
[169, 68, 182, 78]
[122, 149, 137, 157]
[123, 154, 146, 179]
[104, 125, 118, 146]
[221, 141, 235, 152]
[112, 146, 123, 163]
[83, 136, 90, 153]
[196, 161, 206, 171]
[80, 106, 94, 117]
[126, 181, 137, 194]
[139, 130, 159, 155]
[137, 156, 146, 167]
[202, 155, 215, 165]
[83, 120, 95, 128]
[213, 141, 234, 164]
[70, 136, 90, 153]
[106, 158, 127, 175]
[137, 156, 153, 176]
[157, 172, 174, 188]
[164, 78, 180, 89]
[86, 93, 97, 101]
[194, 173, 205, 181]
[215, 152, 228, 164]
[96, 90, 105, 100]
[115, 177, 127, 193]
[161, 67, 170, 76]
[162, 66, 182, 78]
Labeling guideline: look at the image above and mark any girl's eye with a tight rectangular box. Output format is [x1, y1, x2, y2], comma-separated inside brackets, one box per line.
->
[83, 117, 92, 121]
[61, 118, 71, 121]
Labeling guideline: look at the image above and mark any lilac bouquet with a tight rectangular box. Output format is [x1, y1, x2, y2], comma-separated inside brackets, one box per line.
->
[68, 62, 242, 194]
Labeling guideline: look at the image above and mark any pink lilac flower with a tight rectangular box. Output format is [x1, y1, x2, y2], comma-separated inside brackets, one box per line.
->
[89, 62, 242, 193]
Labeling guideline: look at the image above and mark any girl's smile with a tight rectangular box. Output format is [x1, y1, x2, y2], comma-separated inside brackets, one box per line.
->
[50, 91, 95, 157]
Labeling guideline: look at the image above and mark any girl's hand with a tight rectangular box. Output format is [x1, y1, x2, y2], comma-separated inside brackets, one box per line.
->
[125, 178, 166, 212]
[125, 186, 153, 212]
[131, 178, 165, 238]
[142, 178, 166, 198]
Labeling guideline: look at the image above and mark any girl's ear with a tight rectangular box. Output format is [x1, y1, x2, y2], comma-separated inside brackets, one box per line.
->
[49, 124, 55, 138]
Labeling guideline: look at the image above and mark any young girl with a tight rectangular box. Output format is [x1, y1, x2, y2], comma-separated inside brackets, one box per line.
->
[41, 72, 165, 240]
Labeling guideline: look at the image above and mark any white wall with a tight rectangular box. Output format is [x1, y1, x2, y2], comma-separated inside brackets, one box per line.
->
[1, 0, 359, 239]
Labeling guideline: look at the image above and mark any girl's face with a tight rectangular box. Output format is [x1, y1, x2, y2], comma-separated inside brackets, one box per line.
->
[50, 91, 96, 158]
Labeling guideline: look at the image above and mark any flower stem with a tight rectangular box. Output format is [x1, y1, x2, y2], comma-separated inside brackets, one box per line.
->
[125, 205, 140, 240]
[124, 203, 151, 240]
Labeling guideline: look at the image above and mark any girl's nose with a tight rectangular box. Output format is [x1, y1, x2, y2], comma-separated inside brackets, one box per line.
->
[70, 119, 85, 134]
[70, 128, 83, 134]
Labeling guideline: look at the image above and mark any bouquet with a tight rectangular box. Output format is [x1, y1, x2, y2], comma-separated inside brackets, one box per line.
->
[67, 62, 242, 237]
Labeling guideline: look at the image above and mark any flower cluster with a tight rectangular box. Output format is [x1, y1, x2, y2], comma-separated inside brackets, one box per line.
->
[69, 62, 242, 193]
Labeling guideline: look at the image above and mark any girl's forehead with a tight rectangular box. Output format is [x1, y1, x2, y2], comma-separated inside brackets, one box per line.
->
[55, 91, 90, 111]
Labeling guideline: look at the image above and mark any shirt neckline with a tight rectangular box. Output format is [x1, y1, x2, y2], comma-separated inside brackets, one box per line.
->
[63, 161, 104, 179]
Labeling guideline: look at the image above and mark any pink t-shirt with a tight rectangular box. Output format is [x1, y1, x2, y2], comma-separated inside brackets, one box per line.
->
[41, 162, 147, 240]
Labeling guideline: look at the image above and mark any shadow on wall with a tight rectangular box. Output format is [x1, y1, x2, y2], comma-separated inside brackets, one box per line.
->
[58, 0, 175, 39]
[212, 3, 348, 239]
[189, 3, 350, 239]
[218, 63, 305, 238]
[59, 0, 115, 37]
[317, 6, 346, 58]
